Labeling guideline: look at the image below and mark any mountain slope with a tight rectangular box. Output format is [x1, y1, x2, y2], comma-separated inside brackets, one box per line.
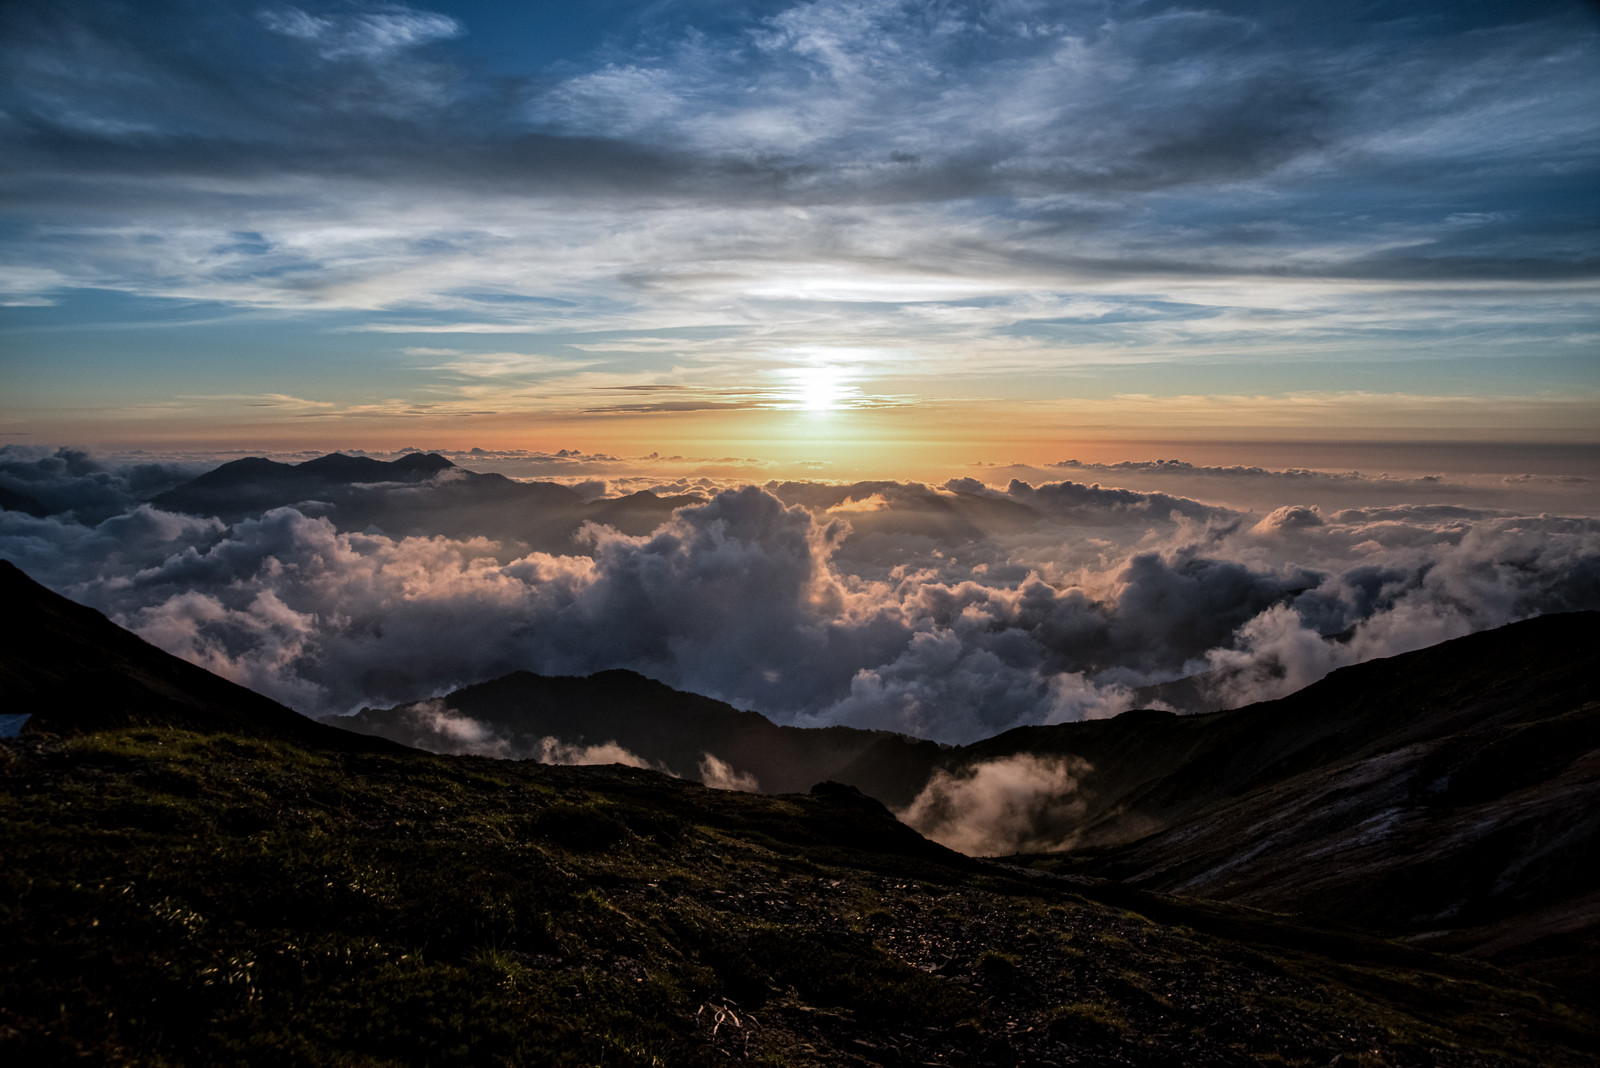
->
[0, 560, 389, 751]
[982, 613, 1600, 997]
[954, 613, 1598, 848]
[330, 668, 945, 795]
[15, 726, 1600, 1066]
[331, 611, 1600, 1000]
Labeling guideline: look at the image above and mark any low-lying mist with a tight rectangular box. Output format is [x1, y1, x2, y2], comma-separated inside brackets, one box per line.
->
[371, 695, 762, 791]
[3, 444, 1597, 744]
[898, 754, 1094, 856]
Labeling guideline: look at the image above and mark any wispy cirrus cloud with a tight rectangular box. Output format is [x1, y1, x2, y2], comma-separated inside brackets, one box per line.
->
[258, 5, 462, 60]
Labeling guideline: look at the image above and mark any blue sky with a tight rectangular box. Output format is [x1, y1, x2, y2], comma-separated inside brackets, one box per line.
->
[1, 0, 1597, 466]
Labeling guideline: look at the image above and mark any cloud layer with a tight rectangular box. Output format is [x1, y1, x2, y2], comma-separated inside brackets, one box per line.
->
[4, 447, 1597, 744]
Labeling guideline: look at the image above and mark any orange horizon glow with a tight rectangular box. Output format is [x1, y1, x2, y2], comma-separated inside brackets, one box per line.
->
[9, 383, 1596, 476]
[14, 403, 1598, 487]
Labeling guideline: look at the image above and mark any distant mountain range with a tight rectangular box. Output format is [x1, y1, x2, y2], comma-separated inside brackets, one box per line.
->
[147, 451, 701, 551]
[142, 451, 1074, 555]
[134, 453, 1234, 583]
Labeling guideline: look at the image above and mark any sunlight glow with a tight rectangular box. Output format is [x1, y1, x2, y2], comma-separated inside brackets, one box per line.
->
[783, 365, 856, 411]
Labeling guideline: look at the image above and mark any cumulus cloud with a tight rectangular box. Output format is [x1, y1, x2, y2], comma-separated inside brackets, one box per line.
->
[347, 700, 758, 787]
[0, 503, 228, 601]
[898, 754, 1094, 857]
[4, 450, 1599, 745]
[826, 493, 891, 515]
[1253, 505, 1325, 533]
[343, 697, 665, 768]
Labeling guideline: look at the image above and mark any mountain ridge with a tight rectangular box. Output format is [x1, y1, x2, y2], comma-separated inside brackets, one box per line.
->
[328, 608, 1600, 1000]
[328, 666, 947, 795]
[4, 560, 1598, 1063]
[0, 559, 397, 753]
[145, 451, 690, 552]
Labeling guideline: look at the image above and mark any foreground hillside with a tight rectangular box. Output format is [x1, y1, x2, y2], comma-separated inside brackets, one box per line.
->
[1038, 616, 1600, 1000]
[7, 727, 1600, 1067]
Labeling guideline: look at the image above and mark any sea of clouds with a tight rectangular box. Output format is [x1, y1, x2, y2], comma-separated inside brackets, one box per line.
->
[3, 445, 1597, 745]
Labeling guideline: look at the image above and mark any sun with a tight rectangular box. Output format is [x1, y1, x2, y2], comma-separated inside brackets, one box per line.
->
[785, 365, 854, 411]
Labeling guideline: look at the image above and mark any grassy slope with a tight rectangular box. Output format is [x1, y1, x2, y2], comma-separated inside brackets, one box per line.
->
[4, 727, 1597, 1068]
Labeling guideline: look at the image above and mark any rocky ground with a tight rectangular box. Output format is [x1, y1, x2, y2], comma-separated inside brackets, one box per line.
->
[599, 858, 1594, 1067]
[6, 726, 1591, 1066]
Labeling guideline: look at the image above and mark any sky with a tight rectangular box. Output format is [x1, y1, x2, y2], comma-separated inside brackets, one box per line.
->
[2, 0, 1598, 476]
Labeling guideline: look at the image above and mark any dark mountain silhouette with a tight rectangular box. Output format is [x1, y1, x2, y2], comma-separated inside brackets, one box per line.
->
[295, 451, 454, 481]
[327, 610, 1600, 1001]
[969, 612, 1600, 999]
[329, 669, 945, 794]
[583, 489, 707, 533]
[148, 452, 692, 553]
[334, 612, 1597, 818]
[0, 560, 392, 752]
[151, 451, 510, 519]
[944, 611, 1595, 839]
